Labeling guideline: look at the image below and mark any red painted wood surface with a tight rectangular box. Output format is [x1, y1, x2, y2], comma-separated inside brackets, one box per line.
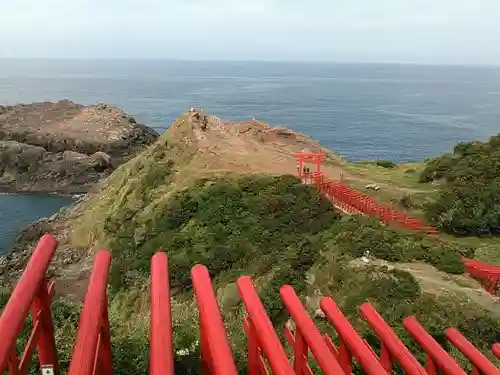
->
[0, 234, 59, 375]
[68, 250, 112, 375]
[1, 240, 500, 374]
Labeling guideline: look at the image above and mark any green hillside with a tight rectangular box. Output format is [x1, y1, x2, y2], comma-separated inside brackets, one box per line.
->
[2, 115, 500, 374]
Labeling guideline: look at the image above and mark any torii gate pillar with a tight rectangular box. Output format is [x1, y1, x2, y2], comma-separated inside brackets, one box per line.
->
[295, 153, 326, 178]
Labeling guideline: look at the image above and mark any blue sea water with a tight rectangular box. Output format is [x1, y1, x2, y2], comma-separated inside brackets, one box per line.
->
[0, 59, 499, 253]
[0, 195, 75, 253]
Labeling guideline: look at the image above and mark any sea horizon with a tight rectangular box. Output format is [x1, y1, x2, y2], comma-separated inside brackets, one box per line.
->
[2, 58, 500, 68]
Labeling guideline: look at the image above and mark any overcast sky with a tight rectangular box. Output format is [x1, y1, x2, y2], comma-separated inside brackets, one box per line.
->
[1, 0, 499, 64]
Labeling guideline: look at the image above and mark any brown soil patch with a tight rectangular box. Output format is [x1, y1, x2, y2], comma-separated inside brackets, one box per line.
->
[188, 116, 350, 182]
[350, 258, 500, 315]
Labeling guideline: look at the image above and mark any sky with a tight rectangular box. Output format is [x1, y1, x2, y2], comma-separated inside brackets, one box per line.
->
[1, 0, 499, 64]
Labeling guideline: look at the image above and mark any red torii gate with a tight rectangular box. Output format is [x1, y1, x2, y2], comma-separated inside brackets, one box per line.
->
[296, 153, 326, 178]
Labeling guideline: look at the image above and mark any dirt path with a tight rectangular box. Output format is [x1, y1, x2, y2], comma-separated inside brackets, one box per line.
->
[351, 258, 500, 315]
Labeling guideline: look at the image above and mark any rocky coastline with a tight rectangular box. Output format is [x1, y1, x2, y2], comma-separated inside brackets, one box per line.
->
[0, 100, 159, 194]
[0, 100, 160, 289]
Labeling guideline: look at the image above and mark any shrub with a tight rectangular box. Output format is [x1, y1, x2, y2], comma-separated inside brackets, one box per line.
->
[0, 290, 81, 375]
[0, 287, 10, 309]
[320, 215, 464, 274]
[399, 193, 415, 209]
[421, 134, 500, 235]
[342, 267, 421, 312]
[375, 160, 397, 168]
[419, 154, 456, 182]
[311, 257, 499, 371]
[107, 175, 339, 293]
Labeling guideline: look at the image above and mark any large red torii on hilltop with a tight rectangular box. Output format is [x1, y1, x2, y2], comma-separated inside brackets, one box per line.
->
[296, 153, 326, 178]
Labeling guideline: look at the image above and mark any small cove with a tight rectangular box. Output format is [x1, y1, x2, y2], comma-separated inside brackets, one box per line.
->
[0, 194, 75, 254]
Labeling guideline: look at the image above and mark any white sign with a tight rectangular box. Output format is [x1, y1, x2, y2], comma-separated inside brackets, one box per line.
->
[41, 365, 54, 375]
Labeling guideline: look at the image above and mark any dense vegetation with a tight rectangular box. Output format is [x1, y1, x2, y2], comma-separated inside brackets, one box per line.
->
[0, 289, 81, 374]
[3, 106, 499, 374]
[420, 134, 500, 235]
[312, 257, 500, 371]
[106, 174, 339, 313]
[321, 215, 466, 274]
[3, 172, 494, 374]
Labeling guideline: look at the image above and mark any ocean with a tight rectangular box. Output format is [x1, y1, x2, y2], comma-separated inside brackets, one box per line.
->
[1, 60, 499, 253]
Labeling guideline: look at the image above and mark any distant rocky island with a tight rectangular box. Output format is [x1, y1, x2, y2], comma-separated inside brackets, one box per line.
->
[0, 100, 159, 194]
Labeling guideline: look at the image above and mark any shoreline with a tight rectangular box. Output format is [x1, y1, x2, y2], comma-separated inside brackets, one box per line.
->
[0, 187, 84, 198]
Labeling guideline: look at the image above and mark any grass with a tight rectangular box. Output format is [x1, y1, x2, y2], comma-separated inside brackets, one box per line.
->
[344, 161, 434, 190]
[336, 160, 440, 220]
[105, 174, 339, 295]
[348, 179, 437, 220]
[340, 159, 500, 265]
[95, 168, 489, 373]
[69, 115, 197, 250]
[0, 289, 81, 375]
[5, 114, 499, 374]
[309, 258, 500, 370]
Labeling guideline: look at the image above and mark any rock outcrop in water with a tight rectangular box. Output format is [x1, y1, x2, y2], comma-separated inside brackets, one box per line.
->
[0, 100, 159, 194]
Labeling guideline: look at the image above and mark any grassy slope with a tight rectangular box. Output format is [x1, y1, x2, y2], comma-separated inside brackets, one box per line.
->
[3, 116, 500, 374]
[80, 114, 500, 371]
[339, 160, 500, 265]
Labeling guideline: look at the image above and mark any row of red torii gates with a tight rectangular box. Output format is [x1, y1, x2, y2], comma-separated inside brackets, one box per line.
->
[295, 153, 437, 232]
[0, 154, 500, 374]
[296, 152, 500, 294]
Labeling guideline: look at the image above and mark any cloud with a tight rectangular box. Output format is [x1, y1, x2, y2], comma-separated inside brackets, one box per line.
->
[0, 0, 499, 63]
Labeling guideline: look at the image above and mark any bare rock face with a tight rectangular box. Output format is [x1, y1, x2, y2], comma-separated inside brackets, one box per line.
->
[0, 100, 159, 193]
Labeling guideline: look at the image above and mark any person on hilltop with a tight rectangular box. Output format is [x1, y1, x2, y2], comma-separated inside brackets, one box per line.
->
[201, 115, 208, 131]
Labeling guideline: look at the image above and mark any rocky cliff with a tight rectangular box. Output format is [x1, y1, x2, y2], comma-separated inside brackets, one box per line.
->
[0, 100, 159, 193]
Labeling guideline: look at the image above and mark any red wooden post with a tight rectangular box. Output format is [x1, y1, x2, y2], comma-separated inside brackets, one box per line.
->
[425, 357, 438, 375]
[296, 153, 325, 182]
[359, 303, 426, 375]
[283, 326, 314, 375]
[31, 281, 60, 375]
[237, 277, 294, 375]
[191, 265, 237, 375]
[337, 338, 352, 374]
[0, 234, 58, 375]
[99, 302, 113, 375]
[491, 343, 500, 358]
[293, 330, 307, 375]
[379, 342, 392, 373]
[68, 250, 112, 375]
[8, 350, 19, 375]
[403, 316, 467, 375]
[279, 285, 345, 375]
[200, 317, 210, 375]
[150, 252, 174, 375]
[245, 317, 261, 375]
[320, 298, 387, 375]
[445, 328, 498, 375]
